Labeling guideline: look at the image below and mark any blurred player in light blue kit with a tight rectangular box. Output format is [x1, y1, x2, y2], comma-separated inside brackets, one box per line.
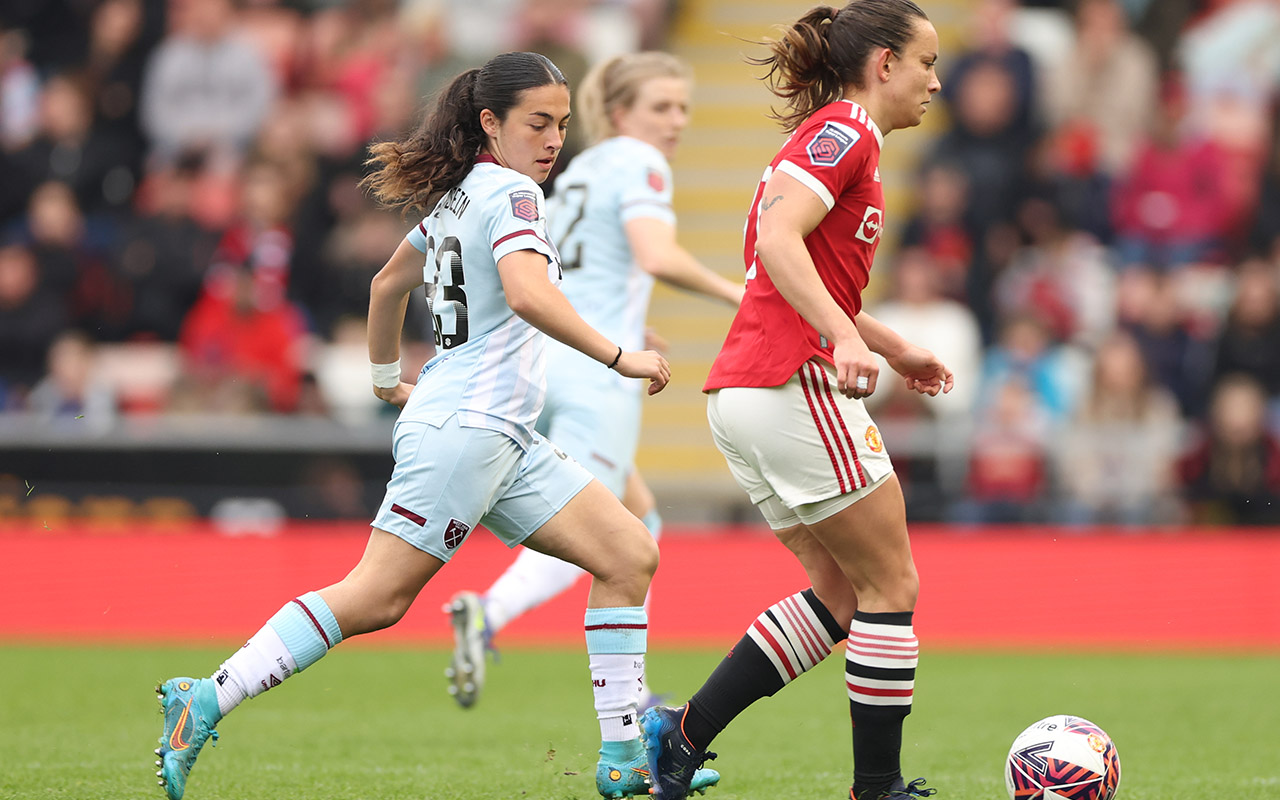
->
[444, 51, 743, 711]
[152, 50, 716, 800]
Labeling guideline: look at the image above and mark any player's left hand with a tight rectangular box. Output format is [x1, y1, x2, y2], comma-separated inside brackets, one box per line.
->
[886, 345, 954, 397]
[373, 381, 414, 408]
[614, 349, 671, 395]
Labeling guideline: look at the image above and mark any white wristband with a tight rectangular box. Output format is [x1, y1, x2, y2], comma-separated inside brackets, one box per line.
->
[370, 359, 402, 389]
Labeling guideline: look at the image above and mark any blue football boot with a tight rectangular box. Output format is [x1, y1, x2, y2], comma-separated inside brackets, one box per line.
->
[640, 705, 719, 800]
[596, 749, 720, 799]
[154, 677, 222, 800]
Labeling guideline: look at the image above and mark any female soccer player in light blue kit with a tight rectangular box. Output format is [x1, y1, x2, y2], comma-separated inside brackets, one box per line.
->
[151, 51, 705, 800]
[443, 52, 744, 711]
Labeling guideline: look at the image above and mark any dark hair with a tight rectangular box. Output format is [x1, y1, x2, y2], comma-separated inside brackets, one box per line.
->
[750, 0, 929, 132]
[362, 51, 566, 214]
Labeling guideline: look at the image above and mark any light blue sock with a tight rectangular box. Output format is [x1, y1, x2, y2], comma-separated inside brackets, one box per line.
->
[584, 606, 647, 654]
[600, 738, 643, 762]
[266, 591, 344, 672]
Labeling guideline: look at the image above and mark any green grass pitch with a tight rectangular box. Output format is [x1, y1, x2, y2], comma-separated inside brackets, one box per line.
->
[1, 644, 1275, 799]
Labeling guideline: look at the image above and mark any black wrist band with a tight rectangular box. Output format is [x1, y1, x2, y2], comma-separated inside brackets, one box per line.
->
[606, 346, 622, 370]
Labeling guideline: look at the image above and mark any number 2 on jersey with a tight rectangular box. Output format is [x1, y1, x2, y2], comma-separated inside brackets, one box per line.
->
[547, 183, 588, 271]
[425, 235, 468, 348]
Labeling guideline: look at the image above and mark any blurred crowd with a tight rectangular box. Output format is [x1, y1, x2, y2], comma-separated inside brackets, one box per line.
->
[1, 0, 1279, 526]
[0, 0, 662, 422]
[864, 0, 1280, 526]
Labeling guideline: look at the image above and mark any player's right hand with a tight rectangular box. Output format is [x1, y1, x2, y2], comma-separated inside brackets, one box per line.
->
[614, 349, 670, 395]
[373, 381, 413, 408]
[831, 336, 878, 399]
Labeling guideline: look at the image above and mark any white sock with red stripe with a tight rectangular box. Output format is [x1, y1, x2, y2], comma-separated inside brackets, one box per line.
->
[846, 610, 918, 794]
[683, 589, 845, 749]
[212, 592, 344, 717]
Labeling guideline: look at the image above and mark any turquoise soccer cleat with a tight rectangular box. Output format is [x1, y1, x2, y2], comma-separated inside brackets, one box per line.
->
[596, 751, 654, 799]
[595, 749, 720, 799]
[154, 677, 222, 800]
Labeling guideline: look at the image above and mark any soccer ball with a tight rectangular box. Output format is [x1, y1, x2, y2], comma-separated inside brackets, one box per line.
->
[1005, 714, 1121, 800]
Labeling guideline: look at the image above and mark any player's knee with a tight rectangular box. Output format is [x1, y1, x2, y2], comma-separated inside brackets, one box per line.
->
[606, 520, 659, 584]
[635, 529, 660, 579]
[886, 564, 920, 611]
[347, 590, 417, 634]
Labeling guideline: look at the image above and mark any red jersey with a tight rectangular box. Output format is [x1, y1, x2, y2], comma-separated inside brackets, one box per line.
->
[705, 100, 885, 390]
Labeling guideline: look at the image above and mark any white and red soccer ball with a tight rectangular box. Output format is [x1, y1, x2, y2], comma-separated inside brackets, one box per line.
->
[1006, 715, 1122, 800]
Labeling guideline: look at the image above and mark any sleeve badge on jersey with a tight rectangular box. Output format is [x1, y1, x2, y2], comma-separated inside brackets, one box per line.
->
[806, 121, 860, 167]
[647, 168, 665, 192]
[508, 189, 540, 222]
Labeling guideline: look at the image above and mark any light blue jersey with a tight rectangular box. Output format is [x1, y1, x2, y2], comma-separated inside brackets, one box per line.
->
[404, 158, 561, 450]
[546, 136, 673, 356]
[376, 157, 591, 561]
[535, 136, 676, 494]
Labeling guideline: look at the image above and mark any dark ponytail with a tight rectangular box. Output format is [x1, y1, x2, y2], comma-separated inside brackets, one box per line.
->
[750, 0, 928, 132]
[363, 52, 566, 215]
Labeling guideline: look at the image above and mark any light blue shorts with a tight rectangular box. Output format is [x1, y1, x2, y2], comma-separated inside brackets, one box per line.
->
[371, 415, 593, 562]
[537, 379, 641, 498]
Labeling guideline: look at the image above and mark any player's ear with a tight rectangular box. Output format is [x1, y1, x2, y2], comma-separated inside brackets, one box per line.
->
[875, 47, 895, 83]
[479, 108, 501, 138]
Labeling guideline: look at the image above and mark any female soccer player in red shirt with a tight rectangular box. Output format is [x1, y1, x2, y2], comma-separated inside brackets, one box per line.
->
[642, 3, 953, 800]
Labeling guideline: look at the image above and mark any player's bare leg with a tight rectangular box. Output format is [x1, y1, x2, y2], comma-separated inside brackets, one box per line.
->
[446, 469, 665, 709]
[801, 475, 931, 800]
[524, 480, 716, 798]
[155, 531, 444, 800]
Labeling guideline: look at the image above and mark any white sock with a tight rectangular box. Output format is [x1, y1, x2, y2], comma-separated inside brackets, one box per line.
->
[590, 652, 645, 742]
[484, 547, 586, 633]
[213, 624, 297, 717]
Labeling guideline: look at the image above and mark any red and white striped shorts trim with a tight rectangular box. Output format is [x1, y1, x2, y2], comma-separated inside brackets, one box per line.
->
[706, 360, 893, 521]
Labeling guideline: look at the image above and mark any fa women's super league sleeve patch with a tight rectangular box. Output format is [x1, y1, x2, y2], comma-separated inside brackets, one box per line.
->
[508, 190, 540, 222]
[806, 122, 860, 167]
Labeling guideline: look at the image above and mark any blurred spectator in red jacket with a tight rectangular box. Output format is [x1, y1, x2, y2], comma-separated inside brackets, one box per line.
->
[205, 158, 298, 310]
[1111, 75, 1234, 270]
[177, 261, 309, 414]
[954, 378, 1051, 524]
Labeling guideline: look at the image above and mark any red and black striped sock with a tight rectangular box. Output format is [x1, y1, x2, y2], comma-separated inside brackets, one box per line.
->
[847, 610, 918, 795]
[684, 588, 844, 750]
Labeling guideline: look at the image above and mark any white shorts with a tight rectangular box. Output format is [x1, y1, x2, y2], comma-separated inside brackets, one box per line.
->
[372, 415, 593, 562]
[706, 360, 894, 530]
[536, 374, 641, 498]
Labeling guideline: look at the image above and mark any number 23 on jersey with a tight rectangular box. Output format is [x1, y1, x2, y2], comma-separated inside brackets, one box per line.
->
[424, 235, 468, 349]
